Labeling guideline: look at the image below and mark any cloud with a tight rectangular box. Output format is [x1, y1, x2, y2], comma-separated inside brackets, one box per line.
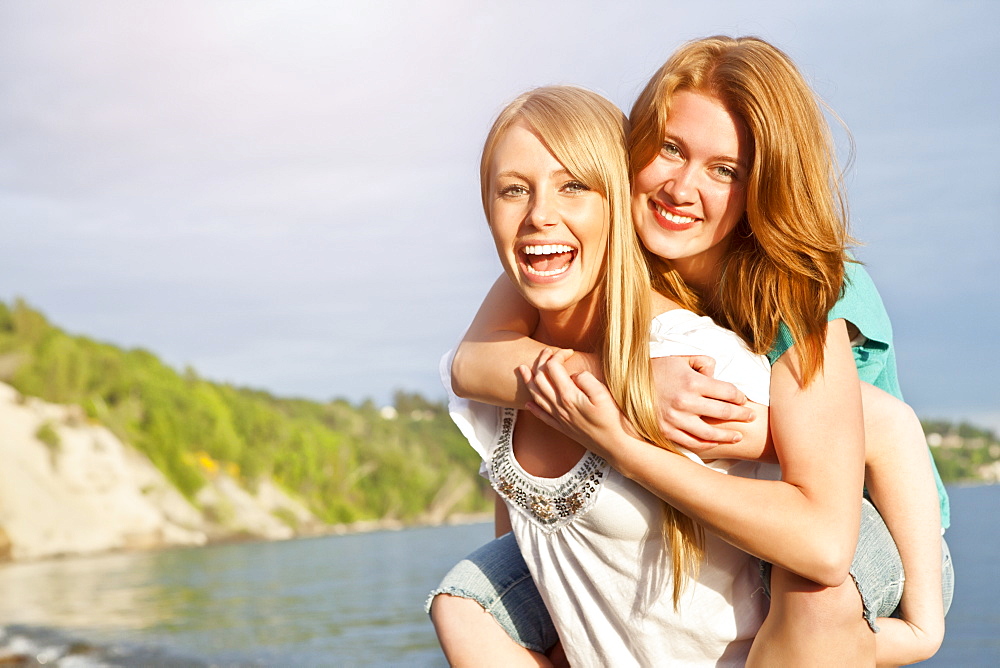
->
[0, 1, 997, 425]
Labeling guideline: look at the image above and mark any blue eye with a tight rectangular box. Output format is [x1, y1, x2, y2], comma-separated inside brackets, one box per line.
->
[499, 184, 528, 197]
[713, 165, 738, 182]
[661, 142, 681, 157]
[563, 180, 589, 193]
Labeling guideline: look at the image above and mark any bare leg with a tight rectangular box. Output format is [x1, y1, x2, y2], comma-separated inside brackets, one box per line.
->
[430, 593, 554, 667]
[861, 384, 945, 665]
[747, 566, 874, 667]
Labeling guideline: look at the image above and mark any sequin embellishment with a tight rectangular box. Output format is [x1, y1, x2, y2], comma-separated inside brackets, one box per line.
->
[490, 408, 607, 533]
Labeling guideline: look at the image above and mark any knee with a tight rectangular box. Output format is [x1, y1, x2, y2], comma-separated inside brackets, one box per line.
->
[429, 592, 480, 634]
[429, 593, 492, 663]
[430, 593, 551, 667]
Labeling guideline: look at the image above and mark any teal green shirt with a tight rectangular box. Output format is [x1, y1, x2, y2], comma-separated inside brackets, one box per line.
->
[766, 261, 950, 528]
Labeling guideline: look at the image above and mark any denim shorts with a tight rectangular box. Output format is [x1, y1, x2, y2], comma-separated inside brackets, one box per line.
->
[427, 500, 954, 644]
[425, 532, 557, 653]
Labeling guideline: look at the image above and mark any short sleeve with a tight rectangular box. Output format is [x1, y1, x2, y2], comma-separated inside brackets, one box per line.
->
[649, 310, 771, 406]
[828, 262, 901, 399]
[766, 262, 901, 400]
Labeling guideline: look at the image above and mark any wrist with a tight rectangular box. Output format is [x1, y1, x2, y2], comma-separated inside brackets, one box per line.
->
[612, 434, 672, 481]
[566, 351, 602, 381]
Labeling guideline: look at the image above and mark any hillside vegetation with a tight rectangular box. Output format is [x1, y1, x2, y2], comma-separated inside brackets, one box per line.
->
[922, 420, 1000, 484]
[0, 300, 491, 526]
[0, 299, 994, 535]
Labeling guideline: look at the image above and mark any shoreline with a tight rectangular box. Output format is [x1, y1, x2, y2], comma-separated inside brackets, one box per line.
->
[6, 481, 999, 566]
[0, 511, 494, 567]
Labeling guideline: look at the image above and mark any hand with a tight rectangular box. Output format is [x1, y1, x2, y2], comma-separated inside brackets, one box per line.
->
[517, 349, 635, 464]
[650, 355, 753, 451]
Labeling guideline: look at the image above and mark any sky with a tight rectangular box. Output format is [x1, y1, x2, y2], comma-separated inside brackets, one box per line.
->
[1, 0, 997, 430]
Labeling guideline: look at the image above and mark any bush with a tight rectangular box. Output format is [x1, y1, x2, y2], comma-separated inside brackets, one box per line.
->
[35, 421, 60, 449]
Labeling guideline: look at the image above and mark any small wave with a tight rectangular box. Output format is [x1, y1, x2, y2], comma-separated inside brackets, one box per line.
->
[0, 625, 208, 668]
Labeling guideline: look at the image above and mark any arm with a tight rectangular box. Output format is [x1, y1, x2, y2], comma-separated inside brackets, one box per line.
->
[860, 384, 945, 663]
[450, 274, 599, 407]
[522, 319, 865, 584]
[455, 275, 756, 442]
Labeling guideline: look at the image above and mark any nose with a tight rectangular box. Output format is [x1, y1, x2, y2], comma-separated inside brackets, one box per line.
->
[526, 190, 558, 229]
[663, 164, 696, 205]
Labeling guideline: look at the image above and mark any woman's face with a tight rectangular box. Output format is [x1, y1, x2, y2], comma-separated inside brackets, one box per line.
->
[487, 120, 609, 313]
[631, 90, 751, 289]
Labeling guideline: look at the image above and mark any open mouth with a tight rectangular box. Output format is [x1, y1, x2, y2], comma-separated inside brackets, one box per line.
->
[520, 244, 577, 277]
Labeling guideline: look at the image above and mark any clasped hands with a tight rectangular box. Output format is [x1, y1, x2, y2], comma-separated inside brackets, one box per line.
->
[518, 349, 755, 462]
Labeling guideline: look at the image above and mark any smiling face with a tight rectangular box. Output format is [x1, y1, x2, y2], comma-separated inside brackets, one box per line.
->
[487, 119, 609, 315]
[631, 90, 751, 290]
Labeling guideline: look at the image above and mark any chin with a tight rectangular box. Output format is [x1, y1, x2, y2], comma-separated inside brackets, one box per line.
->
[520, 286, 579, 313]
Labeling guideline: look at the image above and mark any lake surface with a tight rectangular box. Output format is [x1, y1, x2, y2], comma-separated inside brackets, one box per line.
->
[0, 484, 996, 666]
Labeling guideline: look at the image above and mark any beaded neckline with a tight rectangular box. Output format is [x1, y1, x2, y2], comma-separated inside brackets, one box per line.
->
[490, 407, 607, 534]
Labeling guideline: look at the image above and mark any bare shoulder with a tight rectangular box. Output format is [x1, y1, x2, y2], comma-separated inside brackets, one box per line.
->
[648, 289, 681, 316]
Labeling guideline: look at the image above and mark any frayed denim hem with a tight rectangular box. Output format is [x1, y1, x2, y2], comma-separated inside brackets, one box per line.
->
[423, 533, 556, 653]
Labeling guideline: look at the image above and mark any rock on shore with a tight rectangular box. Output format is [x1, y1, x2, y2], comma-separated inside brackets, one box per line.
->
[0, 382, 319, 561]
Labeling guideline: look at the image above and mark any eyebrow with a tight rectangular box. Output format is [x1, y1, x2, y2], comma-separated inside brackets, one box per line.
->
[494, 168, 575, 180]
[665, 134, 748, 170]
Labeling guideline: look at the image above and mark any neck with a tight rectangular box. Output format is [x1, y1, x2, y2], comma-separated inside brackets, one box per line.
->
[671, 237, 731, 302]
[533, 289, 603, 352]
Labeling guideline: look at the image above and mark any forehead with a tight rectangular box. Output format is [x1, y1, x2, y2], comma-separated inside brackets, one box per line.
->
[490, 120, 565, 172]
[665, 90, 750, 161]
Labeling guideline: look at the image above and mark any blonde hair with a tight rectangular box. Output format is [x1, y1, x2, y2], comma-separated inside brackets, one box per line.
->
[630, 35, 853, 383]
[481, 86, 704, 605]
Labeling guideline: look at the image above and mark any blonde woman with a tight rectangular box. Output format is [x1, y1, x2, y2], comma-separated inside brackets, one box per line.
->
[434, 37, 951, 666]
[430, 84, 783, 666]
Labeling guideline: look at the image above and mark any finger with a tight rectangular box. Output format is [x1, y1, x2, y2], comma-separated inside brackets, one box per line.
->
[675, 419, 745, 445]
[666, 429, 735, 451]
[551, 348, 575, 365]
[531, 349, 556, 387]
[526, 382, 555, 417]
[572, 370, 614, 405]
[524, 401, 562, 431]
[691, 375, 749, 407]
[658, 426, 705, 451]
[521, 365, 556, 415]
[683, 355, 716, 378]
[685, 397, 757, 422]
[529, 360, 561, 408]
[541, 355, 584, 403]
[536, 348, 555, 368]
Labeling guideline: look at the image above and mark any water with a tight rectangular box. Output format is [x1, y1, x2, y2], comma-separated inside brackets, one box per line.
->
[0, 485, 996, 666]
[0, 522, 495, 666]
[923, 484, 1000, 666]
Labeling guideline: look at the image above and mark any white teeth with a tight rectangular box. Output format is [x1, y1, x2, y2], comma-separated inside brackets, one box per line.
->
[524, 264, 571, 277]
[521, 243, 575, 277]
[654, 203, 696, 224]
[523, 244, 574, 255]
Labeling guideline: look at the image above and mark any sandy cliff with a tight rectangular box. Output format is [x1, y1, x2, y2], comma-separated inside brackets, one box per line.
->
[0, 382, 319, 561]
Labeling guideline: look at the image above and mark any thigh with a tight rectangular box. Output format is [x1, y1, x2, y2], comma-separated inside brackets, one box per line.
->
[426, 532, 557, 653]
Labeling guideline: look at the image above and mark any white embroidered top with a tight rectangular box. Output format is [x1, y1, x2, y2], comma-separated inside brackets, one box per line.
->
[443, 309, 779, 667]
